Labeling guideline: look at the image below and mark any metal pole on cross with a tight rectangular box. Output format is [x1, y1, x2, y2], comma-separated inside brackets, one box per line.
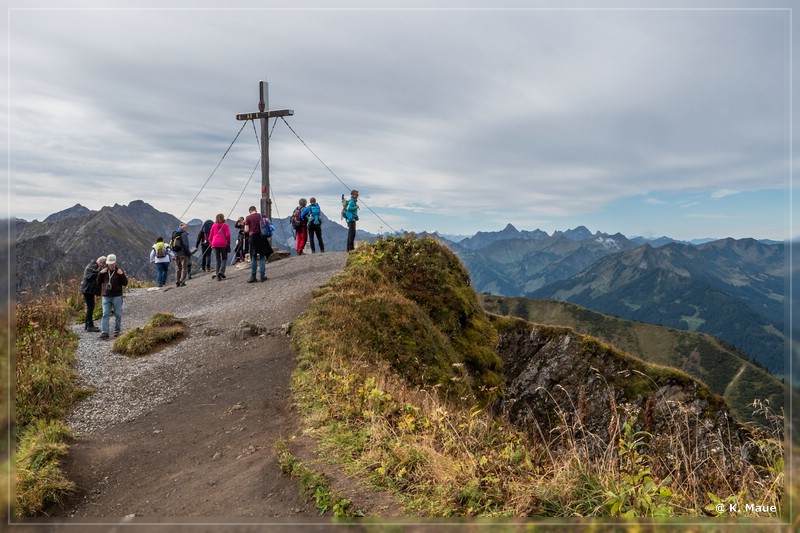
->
[236, 81, 294, 225]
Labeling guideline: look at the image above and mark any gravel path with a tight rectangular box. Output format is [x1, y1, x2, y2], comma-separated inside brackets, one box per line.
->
[65, 251, 348, 437]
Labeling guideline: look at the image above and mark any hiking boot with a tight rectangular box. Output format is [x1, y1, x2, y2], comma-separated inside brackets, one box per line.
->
[86, 326, 100, 332]
[260, 276, 267, 282]
[212, 274, 216, 279]
[218, 273, 226, 279]
[99, 332, 109, 340]
[248, 277, 257, 283]
[114, 331, 121, 338]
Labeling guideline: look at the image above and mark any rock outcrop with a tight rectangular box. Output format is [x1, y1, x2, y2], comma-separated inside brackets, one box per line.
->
[493, 318, 772, 492]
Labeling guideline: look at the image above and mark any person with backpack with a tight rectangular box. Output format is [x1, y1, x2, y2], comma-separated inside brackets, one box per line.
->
[292, 198, 309, 255]
[196, 219, 214, 272]
[79, 255, 106, 332]
[232, 216, 248, 264]
[96, 254, 128, 339]
[244, 205, 273, 282]
[208, 213, 231, 280]
[344, 189, 359, 252]
[149, 236, 174, 288]
[170, 223, 191, 287]
[306, 197, 324, 253]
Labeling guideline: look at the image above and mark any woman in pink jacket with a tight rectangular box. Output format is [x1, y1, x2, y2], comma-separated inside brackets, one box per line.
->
[208, 213, 232, 280]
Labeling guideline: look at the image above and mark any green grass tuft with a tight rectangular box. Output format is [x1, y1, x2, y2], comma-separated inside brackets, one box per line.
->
[113, 312, 187, 356]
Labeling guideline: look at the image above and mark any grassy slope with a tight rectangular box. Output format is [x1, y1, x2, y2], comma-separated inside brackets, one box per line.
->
[290, 235, 784, 517]
[479, 294, 784, 426]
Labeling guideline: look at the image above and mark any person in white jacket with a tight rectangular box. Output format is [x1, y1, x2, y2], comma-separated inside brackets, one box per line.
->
[149, 236, 176, 287]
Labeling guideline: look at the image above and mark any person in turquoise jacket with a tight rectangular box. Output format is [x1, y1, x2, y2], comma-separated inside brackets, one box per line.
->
[345, 189, 359, 252]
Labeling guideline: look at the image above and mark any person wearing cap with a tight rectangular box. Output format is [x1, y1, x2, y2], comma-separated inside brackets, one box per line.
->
[96, 254, 129, 339]
[79, 255, 106, 332]
[345, 189, 360, 252]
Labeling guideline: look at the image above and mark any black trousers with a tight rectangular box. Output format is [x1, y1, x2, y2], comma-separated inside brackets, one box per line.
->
[200, 243, 212, 269]
[83, 292, 96, 328]
[308, 223, 324, 252]
[347, 221, 357, 251]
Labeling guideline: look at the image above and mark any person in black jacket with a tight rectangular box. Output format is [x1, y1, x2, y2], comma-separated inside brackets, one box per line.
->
[79, 255, 106, 332]
[232, 216, 248, 264]
[196, 219, 213, 272]
[96, 254, 129, 339]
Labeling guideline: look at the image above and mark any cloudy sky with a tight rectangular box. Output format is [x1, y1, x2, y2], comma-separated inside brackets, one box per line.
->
[4, 1, 796, 241]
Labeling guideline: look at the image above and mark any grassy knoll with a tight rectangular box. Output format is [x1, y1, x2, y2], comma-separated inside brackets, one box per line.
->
[290, 235, 786, 519]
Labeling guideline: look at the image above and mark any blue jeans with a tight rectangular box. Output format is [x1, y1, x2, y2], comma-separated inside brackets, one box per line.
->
[156, 262, 169, 287]
[102, 295, 123, 334]
[250, 253, 266, 279]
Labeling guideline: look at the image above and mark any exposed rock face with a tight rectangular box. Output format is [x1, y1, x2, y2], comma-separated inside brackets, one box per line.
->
[494, 321, 769, 487]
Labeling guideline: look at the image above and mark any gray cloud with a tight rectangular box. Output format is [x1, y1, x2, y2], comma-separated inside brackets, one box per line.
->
[4, 3, 794, 240]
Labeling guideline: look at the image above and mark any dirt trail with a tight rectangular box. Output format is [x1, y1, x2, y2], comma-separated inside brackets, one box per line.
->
[36, 252, 396, 528]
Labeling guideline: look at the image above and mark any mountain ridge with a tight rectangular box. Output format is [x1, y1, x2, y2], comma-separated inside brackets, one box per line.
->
[530, 239, 785, 374]
[15, 201, 786, 378]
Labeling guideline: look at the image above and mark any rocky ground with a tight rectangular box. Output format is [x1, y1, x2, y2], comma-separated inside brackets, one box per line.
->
[30, 251, 400, 531]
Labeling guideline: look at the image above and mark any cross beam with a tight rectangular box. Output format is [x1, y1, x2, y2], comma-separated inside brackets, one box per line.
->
[235, 81, 294, 224]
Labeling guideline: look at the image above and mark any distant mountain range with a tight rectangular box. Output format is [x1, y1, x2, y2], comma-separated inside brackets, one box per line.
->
[435, 224, 785, 375]
[14, 203, 787, 376]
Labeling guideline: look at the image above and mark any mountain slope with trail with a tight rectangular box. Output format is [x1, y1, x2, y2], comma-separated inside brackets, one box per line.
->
[53, 252, 396, 522]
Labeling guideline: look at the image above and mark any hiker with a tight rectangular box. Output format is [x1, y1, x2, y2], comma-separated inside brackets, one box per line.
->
[79, 255, 106, 332]
[170, 223, 191, 287]
[208, 213, 231, 280]
[345, 189, 359, 252]
[244, 205, 273, 282]
[149, 236, 174, 287]
[306, 197, 324, 253]
[292, 198, 309, 255]
[96, 254, 128, 339]
[233, 216, 248, 264]
[196, 219, 213, 272]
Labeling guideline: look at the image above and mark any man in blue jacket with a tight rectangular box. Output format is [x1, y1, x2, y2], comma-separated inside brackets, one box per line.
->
[170, 223, 192, 287]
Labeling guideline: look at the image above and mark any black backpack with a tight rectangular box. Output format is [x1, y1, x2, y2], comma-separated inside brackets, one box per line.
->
[170, 230, 184, 253]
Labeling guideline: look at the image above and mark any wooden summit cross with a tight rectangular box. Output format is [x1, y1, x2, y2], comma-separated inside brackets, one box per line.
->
[236, 80, 294, 225]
